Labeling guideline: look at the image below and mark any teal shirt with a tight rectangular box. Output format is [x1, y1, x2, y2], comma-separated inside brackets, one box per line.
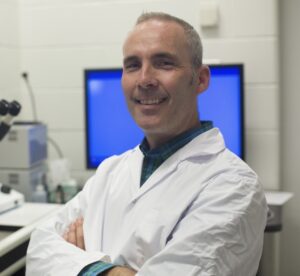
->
[139, 121, 213, 186]
[78, 120, 213, 276]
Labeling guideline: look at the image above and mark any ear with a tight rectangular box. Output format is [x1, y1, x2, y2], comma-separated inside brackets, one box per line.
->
[195, 65, 210, 95]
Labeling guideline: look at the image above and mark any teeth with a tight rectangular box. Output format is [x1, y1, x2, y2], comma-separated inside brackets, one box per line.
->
[139, 99, 163, 105]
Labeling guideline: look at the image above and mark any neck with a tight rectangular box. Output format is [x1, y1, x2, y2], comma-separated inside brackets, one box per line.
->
[145, 121, 201, 150]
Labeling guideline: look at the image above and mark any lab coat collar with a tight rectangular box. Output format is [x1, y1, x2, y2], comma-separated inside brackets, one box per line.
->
[128, 128, 225, 202]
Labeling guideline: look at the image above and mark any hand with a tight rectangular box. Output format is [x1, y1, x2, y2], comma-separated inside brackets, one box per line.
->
[63, 219, 135, 275]
[63, 217, 85, 250]
[104, 266, 136, 276]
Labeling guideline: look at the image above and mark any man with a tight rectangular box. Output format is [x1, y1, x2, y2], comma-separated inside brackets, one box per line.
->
[26, 12, 267, 276]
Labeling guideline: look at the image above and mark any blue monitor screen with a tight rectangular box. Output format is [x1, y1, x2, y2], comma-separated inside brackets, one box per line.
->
[85, 64, 244, 169]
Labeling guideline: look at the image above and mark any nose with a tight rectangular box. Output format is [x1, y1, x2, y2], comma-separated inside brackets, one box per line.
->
[137, 64, 158, 90]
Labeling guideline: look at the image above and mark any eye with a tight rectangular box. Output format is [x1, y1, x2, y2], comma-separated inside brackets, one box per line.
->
[123, 61, 140, 72]
[155, 59, 175, 69]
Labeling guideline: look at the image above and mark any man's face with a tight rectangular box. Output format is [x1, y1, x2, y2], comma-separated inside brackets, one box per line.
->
[122, 20, 208, 147]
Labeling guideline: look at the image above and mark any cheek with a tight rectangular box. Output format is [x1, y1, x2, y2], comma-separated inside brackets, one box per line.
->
[163, 78, 188, 101]
[162, 72, 191, 90]
[121, 76, 127, 93]
[122, 77, 139, 109]
[121, 77, 135, 111]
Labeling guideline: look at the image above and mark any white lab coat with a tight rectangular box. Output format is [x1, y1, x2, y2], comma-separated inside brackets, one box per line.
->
[26, 128, 267, 276]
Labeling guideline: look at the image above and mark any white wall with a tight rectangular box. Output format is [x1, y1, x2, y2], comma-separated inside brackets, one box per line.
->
[280, 0, 300, 275]
[0, 0, 20, 101]
[18, 0, 280, 191]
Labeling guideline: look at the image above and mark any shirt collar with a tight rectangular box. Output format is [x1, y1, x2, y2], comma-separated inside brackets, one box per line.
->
[139, 121, 213, 158]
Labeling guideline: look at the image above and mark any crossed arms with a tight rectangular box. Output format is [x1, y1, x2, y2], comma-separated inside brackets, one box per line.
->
[26, 165, 267, 276]
[63, 218, 136, 276]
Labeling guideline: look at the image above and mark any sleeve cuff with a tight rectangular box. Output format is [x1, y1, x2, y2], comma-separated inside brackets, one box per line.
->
[78, 261, 116, 276]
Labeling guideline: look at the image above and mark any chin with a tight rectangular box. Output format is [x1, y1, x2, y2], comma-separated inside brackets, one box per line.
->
[138, 123, 161, 134]
[139, 124, 159, 132]
[136, 117, 161, 129]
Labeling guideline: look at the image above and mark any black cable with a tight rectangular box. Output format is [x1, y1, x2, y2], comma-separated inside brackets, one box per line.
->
[21, 72, 38, 122]
[21, 72, 64, 159]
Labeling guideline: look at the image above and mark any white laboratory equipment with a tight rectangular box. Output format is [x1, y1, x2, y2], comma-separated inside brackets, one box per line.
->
[0, 183, 25, 214]
[32, 183, 47, 203]
[0, 122, 48, 202]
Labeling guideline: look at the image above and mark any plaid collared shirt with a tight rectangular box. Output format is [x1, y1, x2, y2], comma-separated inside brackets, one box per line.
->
[139, 121, 213, 186]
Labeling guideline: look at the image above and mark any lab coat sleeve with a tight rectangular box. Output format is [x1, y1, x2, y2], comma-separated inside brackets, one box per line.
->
[136, 173, 268, 276]
[26, 175, 110, 276]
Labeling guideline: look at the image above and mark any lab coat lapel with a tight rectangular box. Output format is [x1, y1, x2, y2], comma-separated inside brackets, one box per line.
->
[127, 146, 144, 194]
[132, 156, 179, 202]
[128, 128, 225, 202]
[126, 145, 180, 202]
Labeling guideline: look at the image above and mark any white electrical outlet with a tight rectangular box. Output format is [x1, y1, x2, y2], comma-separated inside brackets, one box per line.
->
[199, 2, 219, 27]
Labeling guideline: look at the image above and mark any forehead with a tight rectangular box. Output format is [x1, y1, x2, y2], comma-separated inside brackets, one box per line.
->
[123, 20, 188, 57]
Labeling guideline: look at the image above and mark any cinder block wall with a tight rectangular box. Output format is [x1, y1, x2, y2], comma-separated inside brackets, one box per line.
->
[0, 0, 20, 101]
[18, 0, 280, 191]
[280, 0, 300, 275]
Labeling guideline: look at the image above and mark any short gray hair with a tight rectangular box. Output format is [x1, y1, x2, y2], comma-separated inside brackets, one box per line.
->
[136, 12, 203, 68]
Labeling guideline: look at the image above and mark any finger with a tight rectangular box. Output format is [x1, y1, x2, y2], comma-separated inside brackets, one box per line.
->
[75, 218, 85, 250]
[68, 222, 77, 245]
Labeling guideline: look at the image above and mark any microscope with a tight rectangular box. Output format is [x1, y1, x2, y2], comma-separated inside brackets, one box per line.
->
[0, 99, 21, 141]
[0, 99, 25, 213]
[0, 98, 48, 203]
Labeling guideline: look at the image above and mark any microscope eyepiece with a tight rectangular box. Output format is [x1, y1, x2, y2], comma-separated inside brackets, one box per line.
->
[0, 100, 9, 116]
[8, 101, 22, 116]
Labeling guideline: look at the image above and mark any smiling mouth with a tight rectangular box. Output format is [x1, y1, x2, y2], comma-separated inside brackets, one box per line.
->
[134, 98, 167, 105]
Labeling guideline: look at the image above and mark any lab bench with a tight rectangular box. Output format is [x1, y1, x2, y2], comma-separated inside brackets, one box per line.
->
[0, 203, 62, 275]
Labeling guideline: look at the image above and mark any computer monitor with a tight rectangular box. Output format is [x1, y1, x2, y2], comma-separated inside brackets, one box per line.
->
[84, 64, 244, 169]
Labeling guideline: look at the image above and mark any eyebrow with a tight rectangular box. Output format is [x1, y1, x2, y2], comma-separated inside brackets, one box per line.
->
[152, 52, 178, 61]
[123, 52, 178, 65]
[123, 56, 138, 65]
